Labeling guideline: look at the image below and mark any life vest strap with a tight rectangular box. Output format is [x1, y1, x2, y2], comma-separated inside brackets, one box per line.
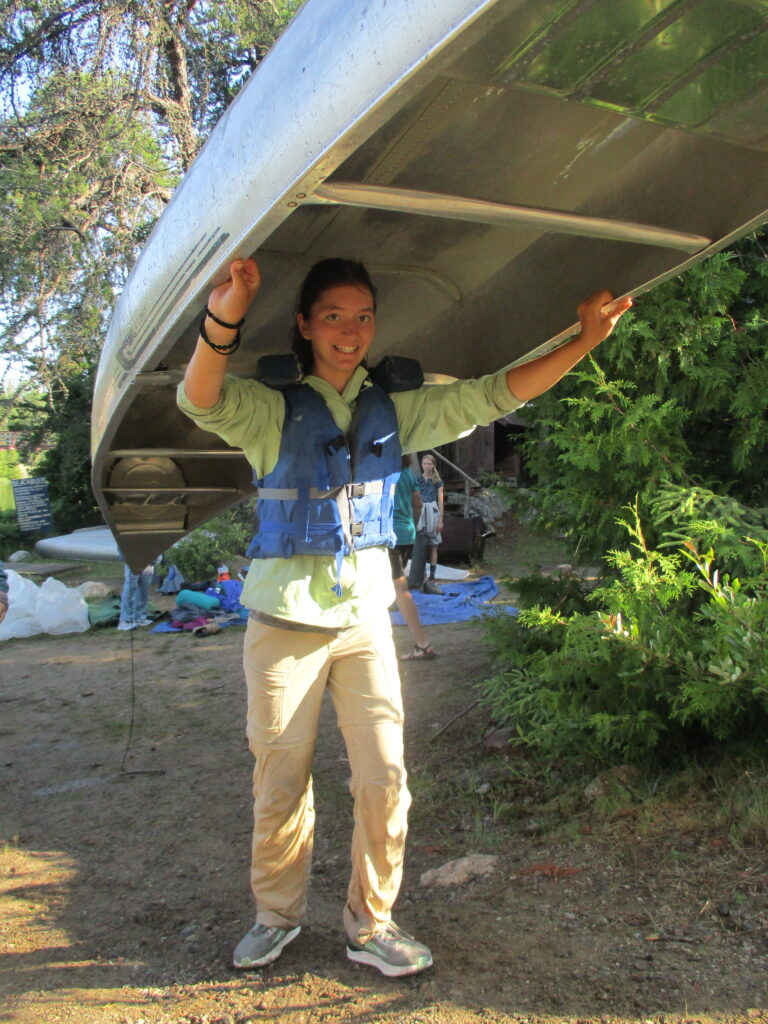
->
[257, 481, 392, 501]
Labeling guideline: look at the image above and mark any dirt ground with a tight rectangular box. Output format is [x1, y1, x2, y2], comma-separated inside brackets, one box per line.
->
[1, 519, 767, 1024]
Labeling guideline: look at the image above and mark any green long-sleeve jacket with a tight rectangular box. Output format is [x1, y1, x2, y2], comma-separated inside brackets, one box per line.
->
[177, 364, 521, 628]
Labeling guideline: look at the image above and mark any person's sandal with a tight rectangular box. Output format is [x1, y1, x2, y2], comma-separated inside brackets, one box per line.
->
[401, 643, 437, 661]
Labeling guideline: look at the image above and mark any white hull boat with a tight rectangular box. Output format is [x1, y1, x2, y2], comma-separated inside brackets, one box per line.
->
[35, 527, 122, 563]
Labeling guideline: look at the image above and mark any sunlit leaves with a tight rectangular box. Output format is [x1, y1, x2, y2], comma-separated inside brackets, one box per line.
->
[0, 0, 302, 389]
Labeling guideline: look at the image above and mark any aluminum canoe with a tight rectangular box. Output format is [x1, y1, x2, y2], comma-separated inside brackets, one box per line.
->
[91, 0, 768, 570]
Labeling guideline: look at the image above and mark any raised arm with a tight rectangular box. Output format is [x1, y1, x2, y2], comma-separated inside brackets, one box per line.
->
[506, 290, 632, 402]
[183, 258, 262, 408]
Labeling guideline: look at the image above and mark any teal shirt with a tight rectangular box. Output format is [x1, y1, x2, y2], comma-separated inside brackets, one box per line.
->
[393, 467, 419, 547]
[177, 365, 521, 627]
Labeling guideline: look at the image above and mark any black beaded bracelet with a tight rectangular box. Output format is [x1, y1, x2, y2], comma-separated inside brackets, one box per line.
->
[205, 306, 245, 330]
[199, 310, 241, 354]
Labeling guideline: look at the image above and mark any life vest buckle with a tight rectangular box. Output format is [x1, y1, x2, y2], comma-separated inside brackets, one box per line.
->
[326, 435, 347, 456]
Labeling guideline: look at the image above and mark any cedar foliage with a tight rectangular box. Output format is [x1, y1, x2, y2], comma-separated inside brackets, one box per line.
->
[518, 233, 768, 557]
[483, 231, 768, 764]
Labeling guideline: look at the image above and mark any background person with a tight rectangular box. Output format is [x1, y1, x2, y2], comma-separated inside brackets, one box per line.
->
[177, 255, 630, 978]
[118, 561, 155, 630]
[414, 452, 444, 595]
[390, 457, 436, 661]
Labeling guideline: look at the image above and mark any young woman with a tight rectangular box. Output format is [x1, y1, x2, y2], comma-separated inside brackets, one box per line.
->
[390, 455, 436, 661]
[414, 452, 444, 593]
[178, 256, 630, 977]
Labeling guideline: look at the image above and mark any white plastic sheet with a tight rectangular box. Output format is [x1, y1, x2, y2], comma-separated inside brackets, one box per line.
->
[0, 570, 90, 641]
[76, 581, 113, 600]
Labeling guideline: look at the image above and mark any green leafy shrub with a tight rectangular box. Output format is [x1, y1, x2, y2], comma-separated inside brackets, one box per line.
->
[501, 566, 594, 618]
[482, 503, 768, 764]
[484, 232, 768, 767]
[36, 369, 101, 533]
[651, 482, 768, 579]
[0, 511, 29, 559]
[169, 505, 253, 583]
[511, 235, 768, 561]
[0, 449, 24, 480]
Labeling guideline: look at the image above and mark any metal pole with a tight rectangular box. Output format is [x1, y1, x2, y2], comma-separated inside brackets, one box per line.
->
[428, 448, 482, 488]
[428, 448, 483, 518]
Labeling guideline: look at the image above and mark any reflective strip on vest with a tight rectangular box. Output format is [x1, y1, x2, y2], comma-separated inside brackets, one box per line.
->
[257, 481, 390, 501]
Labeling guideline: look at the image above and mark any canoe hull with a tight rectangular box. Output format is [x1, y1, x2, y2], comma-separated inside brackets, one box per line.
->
[36, 527, 121, 563]
[92, 0, 768, 569]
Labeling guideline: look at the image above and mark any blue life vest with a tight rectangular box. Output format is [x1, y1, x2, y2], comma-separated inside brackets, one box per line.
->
[246, 378, 402, 595]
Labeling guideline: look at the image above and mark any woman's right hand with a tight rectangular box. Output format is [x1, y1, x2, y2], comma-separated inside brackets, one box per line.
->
[208, 258, 262, 325]
[184, 258, 262, 408]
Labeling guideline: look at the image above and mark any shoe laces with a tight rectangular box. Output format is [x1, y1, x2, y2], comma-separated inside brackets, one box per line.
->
[378, 921, 414, 946]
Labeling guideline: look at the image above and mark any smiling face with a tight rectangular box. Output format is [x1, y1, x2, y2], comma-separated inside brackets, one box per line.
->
[297, 283, 376, 392]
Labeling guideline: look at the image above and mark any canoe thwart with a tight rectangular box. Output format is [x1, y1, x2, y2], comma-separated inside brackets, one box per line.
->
[309, 182, 712, 253]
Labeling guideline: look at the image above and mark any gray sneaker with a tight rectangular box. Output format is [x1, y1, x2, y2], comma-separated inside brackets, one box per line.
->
[233, 923, 300, 968]
[346, 921, 433, 977]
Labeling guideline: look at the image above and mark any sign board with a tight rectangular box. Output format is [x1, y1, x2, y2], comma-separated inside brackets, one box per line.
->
[11, 478, 54, 533]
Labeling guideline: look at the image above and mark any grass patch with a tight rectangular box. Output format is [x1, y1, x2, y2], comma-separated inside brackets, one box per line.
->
[413, 742, 768, 860]
[712, 764, 768, 848]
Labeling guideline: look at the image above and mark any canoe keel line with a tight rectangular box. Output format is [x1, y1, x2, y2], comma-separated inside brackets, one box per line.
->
[92, 0, 768, 570]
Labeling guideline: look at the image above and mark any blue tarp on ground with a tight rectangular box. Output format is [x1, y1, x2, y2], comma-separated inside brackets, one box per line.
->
[390, 574, 517, 626]
[150, 575, 516, 632]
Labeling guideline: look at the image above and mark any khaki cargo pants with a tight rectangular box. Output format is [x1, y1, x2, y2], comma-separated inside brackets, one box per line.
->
[243, 614, 411, 945]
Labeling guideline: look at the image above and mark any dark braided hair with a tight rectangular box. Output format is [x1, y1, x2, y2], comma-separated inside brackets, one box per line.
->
[291, 258, 377, 374]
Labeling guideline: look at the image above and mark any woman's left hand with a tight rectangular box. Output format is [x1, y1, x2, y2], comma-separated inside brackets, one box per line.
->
[506, 288, 633, 402]
[577, 290, 633, 346]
